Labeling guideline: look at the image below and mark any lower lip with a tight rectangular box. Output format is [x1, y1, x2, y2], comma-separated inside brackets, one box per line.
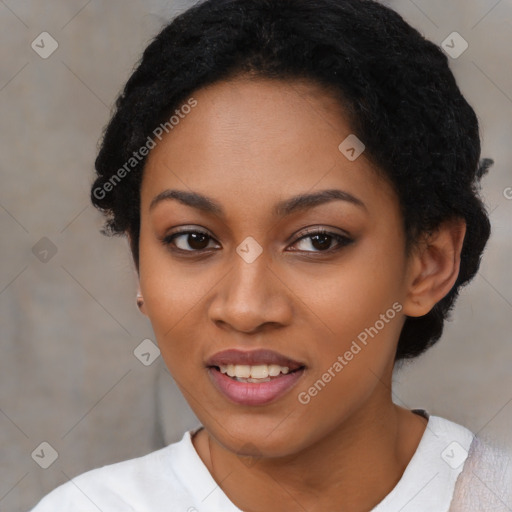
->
[208, 367, 305, 406]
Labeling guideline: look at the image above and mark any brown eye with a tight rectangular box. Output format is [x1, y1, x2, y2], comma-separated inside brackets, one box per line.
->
[291, 229, 353, 253]
[162, 230, 219, 252]
[309, 233, 333, 251]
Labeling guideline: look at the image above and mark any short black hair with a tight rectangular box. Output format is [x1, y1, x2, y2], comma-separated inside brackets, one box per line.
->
[91, 0, 492, 362]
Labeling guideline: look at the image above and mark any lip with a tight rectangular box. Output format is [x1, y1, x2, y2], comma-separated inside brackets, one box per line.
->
[206, 349, 306, 406]
[208, 366, 305, 406]
[206, 348, 305, 371]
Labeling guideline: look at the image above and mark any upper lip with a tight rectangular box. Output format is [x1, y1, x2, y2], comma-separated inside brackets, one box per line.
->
[206, 349, 305, 371]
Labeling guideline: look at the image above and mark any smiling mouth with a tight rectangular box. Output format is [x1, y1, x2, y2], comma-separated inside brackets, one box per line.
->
[206, 348, 306, 405]
[208, 364, 306, 406]
[211, 363, 305, 383]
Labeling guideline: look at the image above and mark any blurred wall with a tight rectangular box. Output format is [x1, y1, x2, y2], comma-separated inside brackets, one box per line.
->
[0, 1, 511, 511]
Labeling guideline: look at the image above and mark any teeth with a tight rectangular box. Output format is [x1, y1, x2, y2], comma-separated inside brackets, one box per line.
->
[250, 365, 268, 379]
[218, 364, 292, 379]
[268, 364, 282, 376]
[226, 364, 236, 377]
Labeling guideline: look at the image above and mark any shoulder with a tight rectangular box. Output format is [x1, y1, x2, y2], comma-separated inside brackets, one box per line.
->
[426, 413, 474, 440]
[449, 431, 512, 511]
[415, 413, 512, 512]
[417, 412, 475, 460]
[30, 430, 197, 512]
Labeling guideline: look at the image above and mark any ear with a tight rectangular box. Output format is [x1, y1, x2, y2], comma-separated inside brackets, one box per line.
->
[402, 217, 466, 317]
[126, 232, 147, 316]
[136, 286, 148, 316]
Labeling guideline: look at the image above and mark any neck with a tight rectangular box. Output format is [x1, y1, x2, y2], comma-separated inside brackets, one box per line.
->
[194, 398, 427, 512]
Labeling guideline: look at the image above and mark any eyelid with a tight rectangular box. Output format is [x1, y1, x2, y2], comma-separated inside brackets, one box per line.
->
[165, 226, 212, 237]
[160, 227, 220, 249]
[161, 225, 353, 254]
[288, 227, 353, 253]
[292, 225, 351, 241]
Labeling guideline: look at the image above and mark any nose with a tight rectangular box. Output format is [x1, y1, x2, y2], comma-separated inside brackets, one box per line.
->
[208, 252, 293, 334]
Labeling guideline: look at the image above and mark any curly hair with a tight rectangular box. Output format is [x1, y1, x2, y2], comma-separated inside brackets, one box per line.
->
[91, 0, 492, 362]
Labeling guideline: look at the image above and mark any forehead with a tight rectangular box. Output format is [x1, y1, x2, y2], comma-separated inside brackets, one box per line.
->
[141, 77, 397, 218]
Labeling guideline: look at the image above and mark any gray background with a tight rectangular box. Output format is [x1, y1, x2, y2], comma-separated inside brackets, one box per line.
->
[0, 1, 511, 511]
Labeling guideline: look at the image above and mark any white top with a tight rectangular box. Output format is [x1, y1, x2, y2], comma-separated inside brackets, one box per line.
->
[30, 410, 475, 512]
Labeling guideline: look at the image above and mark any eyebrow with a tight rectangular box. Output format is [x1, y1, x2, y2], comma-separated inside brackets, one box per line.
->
[149, 188, 367, 216]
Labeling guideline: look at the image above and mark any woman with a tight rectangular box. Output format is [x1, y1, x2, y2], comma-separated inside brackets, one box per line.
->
[31, 0, 512, 510]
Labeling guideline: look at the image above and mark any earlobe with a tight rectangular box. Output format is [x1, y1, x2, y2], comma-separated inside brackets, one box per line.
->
[136, 288, 148, 316]
[127, 232, 147, 315]
[402, 218, 466, 317]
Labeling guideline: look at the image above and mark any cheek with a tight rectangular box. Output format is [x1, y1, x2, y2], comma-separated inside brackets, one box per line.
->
[295, 239, 404, 345]
[290, 236, 405, 398]
[138, 233, 204, 358]
[293, 270, 403, 432]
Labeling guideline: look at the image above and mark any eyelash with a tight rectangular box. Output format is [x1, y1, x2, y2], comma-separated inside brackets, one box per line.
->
[160, 227, 353, 255]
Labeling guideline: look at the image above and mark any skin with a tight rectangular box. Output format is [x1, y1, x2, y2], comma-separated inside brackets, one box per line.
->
[136, 76, 466, 512]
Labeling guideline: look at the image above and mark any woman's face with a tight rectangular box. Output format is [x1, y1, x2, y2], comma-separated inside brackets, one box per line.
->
[138, 77, 411, 457]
